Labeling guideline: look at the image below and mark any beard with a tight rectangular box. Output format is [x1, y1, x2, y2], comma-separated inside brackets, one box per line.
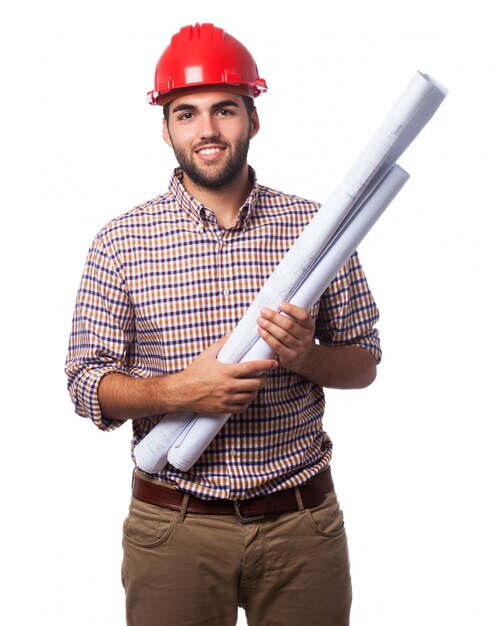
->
[170, 135, 251, 190]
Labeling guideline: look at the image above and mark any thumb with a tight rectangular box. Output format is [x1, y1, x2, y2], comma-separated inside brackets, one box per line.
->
[206, 331, 232, 355]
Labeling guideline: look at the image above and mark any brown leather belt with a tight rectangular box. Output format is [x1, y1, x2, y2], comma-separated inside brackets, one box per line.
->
[133, 468, 333, 522]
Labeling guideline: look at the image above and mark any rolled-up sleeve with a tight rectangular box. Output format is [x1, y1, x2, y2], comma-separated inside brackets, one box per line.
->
[65, 233, 135, 431]
[315, 251, 382, 363]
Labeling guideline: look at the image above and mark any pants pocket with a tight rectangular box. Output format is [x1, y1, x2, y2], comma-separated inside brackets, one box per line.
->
[123, 497, 178, 548]
[304, 490, 346, 538]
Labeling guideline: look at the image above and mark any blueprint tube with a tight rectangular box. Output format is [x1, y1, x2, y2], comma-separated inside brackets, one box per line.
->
[167, 164, 409, 471]
[134, 71, 447, 474]
[134, 164, 409, 473]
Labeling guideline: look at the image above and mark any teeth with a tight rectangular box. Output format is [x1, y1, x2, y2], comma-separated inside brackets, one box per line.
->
[198, 147, 223, 155]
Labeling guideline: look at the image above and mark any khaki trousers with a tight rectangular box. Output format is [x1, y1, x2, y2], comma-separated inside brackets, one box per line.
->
[122, 486, 352, 626]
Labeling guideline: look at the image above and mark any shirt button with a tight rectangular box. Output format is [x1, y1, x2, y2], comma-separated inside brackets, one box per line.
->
[196, 225, 203, 233]
[229, 449, 237, 457]
[223, 288, 230, 296]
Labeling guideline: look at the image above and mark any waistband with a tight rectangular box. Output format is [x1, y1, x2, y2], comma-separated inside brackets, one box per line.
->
[132, 468, 333, 523]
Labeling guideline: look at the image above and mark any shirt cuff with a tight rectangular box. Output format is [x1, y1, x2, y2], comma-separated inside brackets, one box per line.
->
[319, 329, 382, 364]
[73, 365, 127, 432]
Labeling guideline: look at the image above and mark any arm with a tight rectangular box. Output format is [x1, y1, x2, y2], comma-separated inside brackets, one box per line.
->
[299, 343, 377, 389]
[257, 302, 377, 389]
[98, 334, 278, 422]
[65, 234, 136, 431]
[66, 235, 277, 426]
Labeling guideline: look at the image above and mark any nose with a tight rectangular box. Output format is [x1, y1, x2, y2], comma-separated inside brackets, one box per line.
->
[199, 113, 220, 140]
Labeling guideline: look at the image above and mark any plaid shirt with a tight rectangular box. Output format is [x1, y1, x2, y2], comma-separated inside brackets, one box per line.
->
[65, 168, 381, 500]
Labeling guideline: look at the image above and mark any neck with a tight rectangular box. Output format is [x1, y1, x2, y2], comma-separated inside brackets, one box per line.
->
[182, 166, 252, 229]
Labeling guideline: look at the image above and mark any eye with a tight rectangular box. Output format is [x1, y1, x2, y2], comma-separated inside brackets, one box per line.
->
[217, 108, 234, 117]
[177, 111, 194, 121]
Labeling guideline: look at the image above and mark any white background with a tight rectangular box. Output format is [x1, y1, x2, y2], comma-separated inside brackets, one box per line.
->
[1, 0, 497, 624]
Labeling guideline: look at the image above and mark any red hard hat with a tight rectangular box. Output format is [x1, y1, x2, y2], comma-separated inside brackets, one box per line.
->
[148, 23, 268, 105]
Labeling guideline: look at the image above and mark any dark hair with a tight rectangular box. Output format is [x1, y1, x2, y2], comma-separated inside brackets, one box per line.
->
[163, 95, 255, 122]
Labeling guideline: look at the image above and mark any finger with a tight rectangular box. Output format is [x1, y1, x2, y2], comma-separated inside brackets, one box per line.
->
[233, 387, 263, 401]
[230, 402, 255, 414]
[226, 391, 263, 413]
[259, 308, 301, 339]
[258, 314, 303, 347]
[278, 302, 314, 329]
[228, 375, 268, 393]
[257, 325, 292, 354]
[233, 359, 278, 378]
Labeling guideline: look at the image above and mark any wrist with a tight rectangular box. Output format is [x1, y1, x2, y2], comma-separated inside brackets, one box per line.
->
[159, 370, 190, 413]
[288, 343, 319, 380]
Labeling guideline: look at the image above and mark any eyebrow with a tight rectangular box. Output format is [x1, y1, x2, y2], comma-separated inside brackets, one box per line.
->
[172, 99, 241, 114]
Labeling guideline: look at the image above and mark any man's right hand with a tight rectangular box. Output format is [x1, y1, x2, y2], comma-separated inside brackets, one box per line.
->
[98, 334, 278, 422]
[173, 334, 278, 415]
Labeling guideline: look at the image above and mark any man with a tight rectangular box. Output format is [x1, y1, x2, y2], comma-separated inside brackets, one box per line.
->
[66, 23, 381, 626]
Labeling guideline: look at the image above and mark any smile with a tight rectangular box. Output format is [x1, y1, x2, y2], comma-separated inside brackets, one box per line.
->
[196, 147, 226, 155]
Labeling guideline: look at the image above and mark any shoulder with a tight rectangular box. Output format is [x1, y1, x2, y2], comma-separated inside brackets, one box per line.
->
[94, 190, 178, 244]
[257, 183, 321, 212]
[253, 183, 321, 229]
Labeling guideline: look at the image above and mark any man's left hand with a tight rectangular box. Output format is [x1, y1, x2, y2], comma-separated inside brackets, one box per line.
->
[257, 302, 315, 373]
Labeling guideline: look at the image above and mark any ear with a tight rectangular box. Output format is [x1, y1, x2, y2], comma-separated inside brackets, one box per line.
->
[163, 118, 173, 147]
[250, 108, 260, 139]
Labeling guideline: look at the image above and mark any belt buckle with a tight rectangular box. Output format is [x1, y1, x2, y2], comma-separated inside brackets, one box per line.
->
[234, 500, 265, 523]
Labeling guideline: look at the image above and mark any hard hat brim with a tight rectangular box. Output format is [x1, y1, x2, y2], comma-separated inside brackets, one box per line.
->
[149, 83, 264, 107]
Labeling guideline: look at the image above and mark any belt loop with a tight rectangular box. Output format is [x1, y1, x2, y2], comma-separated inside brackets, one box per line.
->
[178, 493, 190, 522]
[294, 486, 305, 512]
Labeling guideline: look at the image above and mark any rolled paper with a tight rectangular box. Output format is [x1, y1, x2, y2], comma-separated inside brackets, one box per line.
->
[134, 71, 447, 474]
[167, 164, 410, 471]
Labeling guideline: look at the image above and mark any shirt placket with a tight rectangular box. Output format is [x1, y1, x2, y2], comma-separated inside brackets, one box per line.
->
[217, 234, 233, 302]
[215, 225, 244, 493]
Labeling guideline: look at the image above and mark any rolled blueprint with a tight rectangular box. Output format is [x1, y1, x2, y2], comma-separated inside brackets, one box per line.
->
[134, 71, 448, 474]
[136, 165, 409, 473]
[167, 164, 410, 471]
